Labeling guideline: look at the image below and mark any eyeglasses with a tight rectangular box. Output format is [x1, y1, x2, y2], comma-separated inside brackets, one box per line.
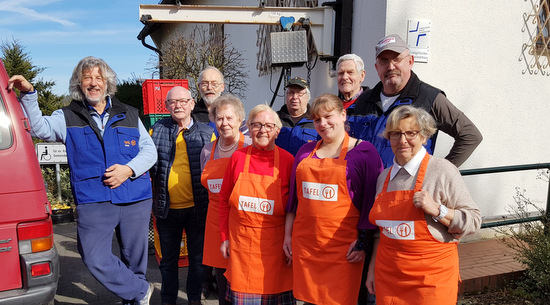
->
[199, 81, 222, 89]
[250, 122, 276, 132]
[287, 90, 307, 98]
[377, 54, 410, 67]
[167, 98, 193, 107]
[388, 130, 420, 141]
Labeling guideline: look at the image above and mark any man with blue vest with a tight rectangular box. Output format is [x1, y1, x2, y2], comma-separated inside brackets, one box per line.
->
[351, 34, 482, 168]
[149, 86, 214, 305]
[9, 56, 157, 305]
[275, 77, 319, 156]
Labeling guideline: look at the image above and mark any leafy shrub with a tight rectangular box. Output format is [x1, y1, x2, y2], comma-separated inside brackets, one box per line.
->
[496, 169, 550, 304]
[41, 165, 74, 208]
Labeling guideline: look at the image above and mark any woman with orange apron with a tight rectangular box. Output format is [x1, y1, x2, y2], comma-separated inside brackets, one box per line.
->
[285, 94, 383, 305]
[218, 105, 295, 305]
[202, 135, 245, 268]
[370, 154, 460, 304]
[201, 134, 246, 305]
[199, 95, 249, 304]
[366, 105, 481, 305]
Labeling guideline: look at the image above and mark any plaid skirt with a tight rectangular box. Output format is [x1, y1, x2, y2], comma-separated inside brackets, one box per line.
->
[225, 282, 296, 305]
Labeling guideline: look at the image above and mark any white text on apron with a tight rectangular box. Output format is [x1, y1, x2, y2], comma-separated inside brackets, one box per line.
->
[301, 181, 339, 201]
[238, 195, 275, 215]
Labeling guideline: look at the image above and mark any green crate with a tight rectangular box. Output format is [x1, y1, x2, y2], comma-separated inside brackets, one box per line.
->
[142, 114, 170, 130]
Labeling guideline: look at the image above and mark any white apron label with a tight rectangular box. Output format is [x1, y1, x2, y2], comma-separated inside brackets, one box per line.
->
[207, 178, 223, 193]
[376, 220, 415, 240]
[301, 181, 338, 201]
[238, 195, 274, 215]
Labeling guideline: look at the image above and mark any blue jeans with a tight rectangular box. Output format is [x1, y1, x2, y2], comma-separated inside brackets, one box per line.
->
[156, 207, 206, 303]
[76, 199, 152, 302]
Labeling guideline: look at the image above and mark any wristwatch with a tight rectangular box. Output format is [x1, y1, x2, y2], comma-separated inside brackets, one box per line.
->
[432, 204, 448, 222]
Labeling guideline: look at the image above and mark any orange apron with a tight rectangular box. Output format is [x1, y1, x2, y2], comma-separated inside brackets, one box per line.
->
[369, 154, 459, 305]
[292, 135, 363, 305]
[224, 146, 293, 294]
[201, 134, 245, 268]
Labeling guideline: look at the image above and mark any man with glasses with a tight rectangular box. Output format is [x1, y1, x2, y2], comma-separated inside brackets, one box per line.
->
[193, 66, 225, 127]
[275, 77, 320, 155]
[150, 86, 214, 305]
[351, 34, 482, 168]
[193, 66, 248, 138]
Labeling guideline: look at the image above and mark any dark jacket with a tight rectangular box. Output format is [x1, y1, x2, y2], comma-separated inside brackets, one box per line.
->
[339, 85, 370, 116]
[350, 71, 482, 168]
[350, 72, 442, 167]
[191, 98, 211, 124]
[276, 104, 320, 156]
[150, 117, 214, 220]
[63, 98, 152, 204]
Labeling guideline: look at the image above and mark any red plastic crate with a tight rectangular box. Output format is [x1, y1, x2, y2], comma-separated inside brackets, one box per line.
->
[142, 79, 189, 114]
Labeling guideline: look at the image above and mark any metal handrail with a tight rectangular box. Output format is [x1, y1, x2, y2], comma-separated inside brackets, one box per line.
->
[459, 162, 550, 228]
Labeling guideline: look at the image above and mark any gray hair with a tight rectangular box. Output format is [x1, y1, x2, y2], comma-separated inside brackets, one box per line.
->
[69, 56, 117, 101]
[247, 104, 282, 129]
[198, 66, 224, 84]
[286, 87, 311, 102]
[336, 54, 365, 73]
[208, 94, 246, 123]
[383, 105, 437, 140]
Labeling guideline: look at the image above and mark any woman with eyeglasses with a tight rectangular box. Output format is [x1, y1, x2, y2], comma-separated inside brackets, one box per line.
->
[284, 94, 383, 305]
[200, 94, 251, 305]
[218, 104, 295, 305]
[365, 105, 481, 305]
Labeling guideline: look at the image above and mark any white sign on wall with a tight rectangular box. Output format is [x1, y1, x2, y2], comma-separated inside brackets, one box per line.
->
[36, 143, 68, 164]
[407, 20, 432, 63]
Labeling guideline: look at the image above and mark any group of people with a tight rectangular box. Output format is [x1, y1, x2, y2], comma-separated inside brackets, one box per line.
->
[7, 33, 482, 305]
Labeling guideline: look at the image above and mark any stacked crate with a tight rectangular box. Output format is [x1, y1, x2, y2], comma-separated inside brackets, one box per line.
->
[142, 79, 189, 129]
[142, 79, 190, 266]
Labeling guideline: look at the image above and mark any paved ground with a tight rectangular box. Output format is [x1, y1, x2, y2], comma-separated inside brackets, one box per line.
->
[53, 221, 220, 305]
[54, 220, 523, 303]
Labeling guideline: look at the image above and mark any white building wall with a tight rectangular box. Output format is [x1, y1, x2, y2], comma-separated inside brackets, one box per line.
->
[372, 0, 550, 224]
[145, 0, 550, 227]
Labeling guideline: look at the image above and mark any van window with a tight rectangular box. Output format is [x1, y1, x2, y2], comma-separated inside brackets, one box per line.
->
[0, 97, 14, 150]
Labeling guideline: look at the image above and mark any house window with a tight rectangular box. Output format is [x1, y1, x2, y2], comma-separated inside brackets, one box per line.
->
[535, 0, 550, 53]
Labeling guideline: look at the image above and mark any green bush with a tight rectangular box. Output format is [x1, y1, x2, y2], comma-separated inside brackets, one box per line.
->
[41, 165, 74, 208]
[496, 169, 550, 304]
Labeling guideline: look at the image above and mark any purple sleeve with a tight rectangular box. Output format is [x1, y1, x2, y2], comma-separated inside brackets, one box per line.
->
[286, 142, 317, 213]
[346, 141, 384, 230]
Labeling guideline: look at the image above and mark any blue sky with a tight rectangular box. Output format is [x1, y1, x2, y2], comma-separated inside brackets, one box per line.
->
[0, 0, 157, 96]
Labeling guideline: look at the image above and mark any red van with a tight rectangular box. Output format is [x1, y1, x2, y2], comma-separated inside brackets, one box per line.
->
[0, 60, 59, 304]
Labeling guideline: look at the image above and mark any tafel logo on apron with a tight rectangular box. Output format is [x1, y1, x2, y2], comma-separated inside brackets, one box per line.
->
[207, 178, 223, 193]
[301, 181, 339, 201]
[238, 195, 275, 215]
[376, 220, 415, 240]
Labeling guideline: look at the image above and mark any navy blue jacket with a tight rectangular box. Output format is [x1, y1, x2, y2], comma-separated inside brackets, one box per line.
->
[349, 72, 442, 167]
[63, 98, 152, 204]
[150, 117, 213, 220]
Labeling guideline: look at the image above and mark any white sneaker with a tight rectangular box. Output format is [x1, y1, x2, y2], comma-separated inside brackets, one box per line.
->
[139, 282, 154, 305]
